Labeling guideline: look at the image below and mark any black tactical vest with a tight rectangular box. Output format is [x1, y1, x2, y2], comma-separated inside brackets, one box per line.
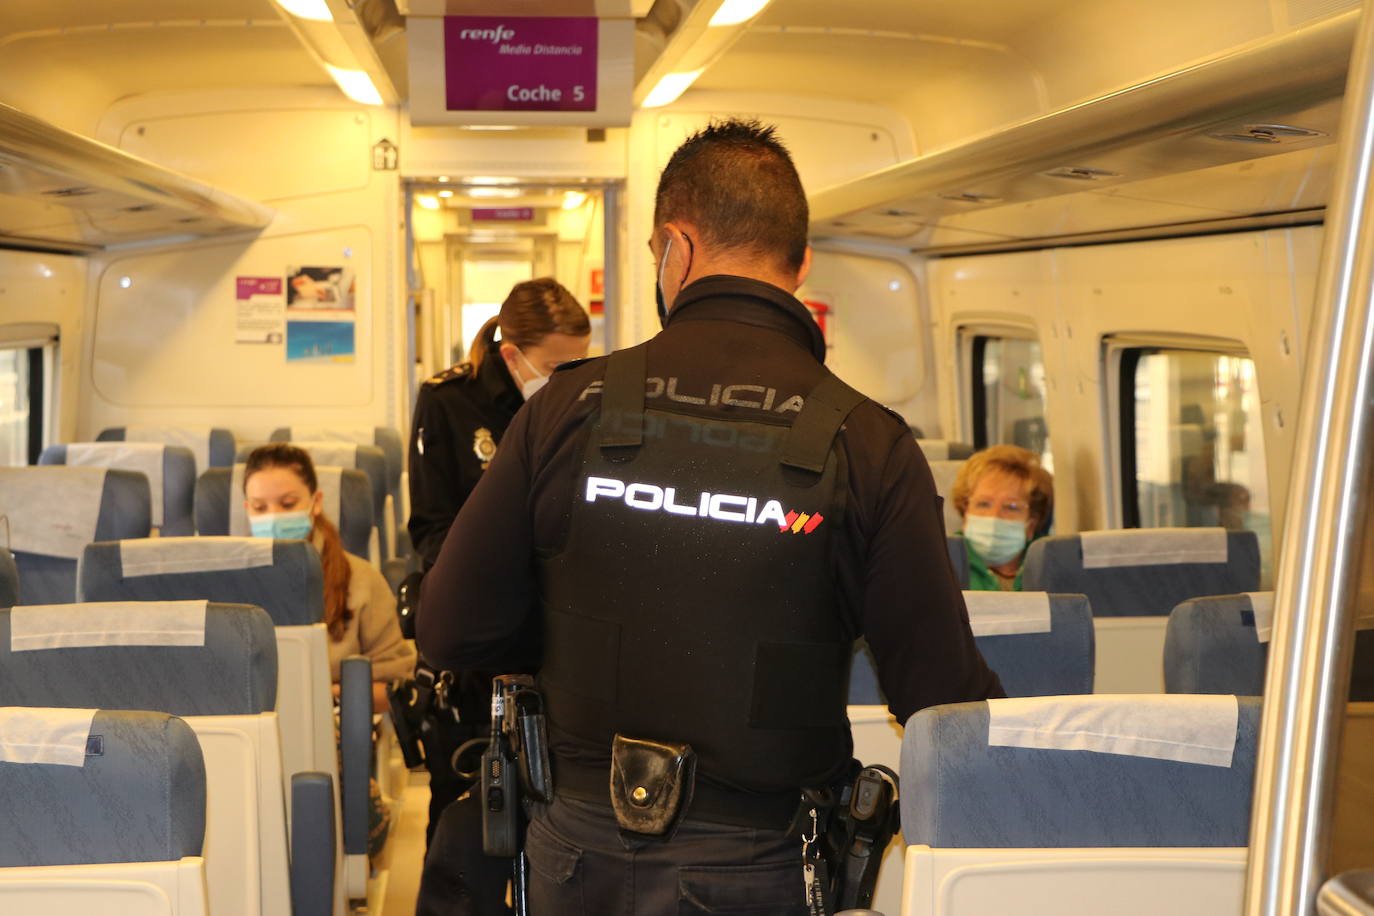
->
[537, 343, 866, 796]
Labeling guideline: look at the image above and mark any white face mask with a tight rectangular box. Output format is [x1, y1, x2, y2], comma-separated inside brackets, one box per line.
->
[964, 514, 1028, 567]
[516, 348, 548, 400]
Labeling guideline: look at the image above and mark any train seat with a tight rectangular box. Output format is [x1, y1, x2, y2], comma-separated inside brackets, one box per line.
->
[930, 461, 966, 536]
[1023, 529, 1261, 694]
[916, 439, 975, 461]
[0, 601, 305, 915]
[75, 537, 366, 909]
[1164, 593, 1374, 700]
[0, 548, 17, 607]
[1164, 594, 1269, 696]
[40, 442, 196, 537]
[243, 441, 389, 561]
[270, 425, 406, 555]
[196, 463, 375, 561]
[850, 592, 1094, 705]
[0, 707, 209, 915]
[0, 467, 151, 604]
[899, 694, 1260, 916]
[98, 426, 237, 477]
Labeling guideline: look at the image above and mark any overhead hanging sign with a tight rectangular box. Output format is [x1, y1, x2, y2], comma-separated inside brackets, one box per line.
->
[472, 207, 535, 221]
[409, 14, 633, 127]
[445, 17, 597, 112]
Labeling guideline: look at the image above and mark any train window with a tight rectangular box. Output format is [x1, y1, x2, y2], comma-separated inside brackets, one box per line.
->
[0, 347, 42, 466]
[970, 334, 1052, 471]
[1120, 347, 1272, 582]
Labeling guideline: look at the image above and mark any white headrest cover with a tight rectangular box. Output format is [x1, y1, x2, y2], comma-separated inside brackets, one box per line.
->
[289, 425, 374, 446]
[231, 464, 342, 535]
[963, 590, 1052, 637]
[119, 536, 273, 577]
[126, 426, 211, 477]
[0, 467, 107, 559]
[1081, 527, 1228, 569]
[67, 442, 166, 527]
[12, 601, 208, 651]
[917, 439, 951, 461]
[0, 707, 98, 767]
[292, 441, 360, 470]
[987, 694, 1239, 768]
[1247, 591, 1275, 643]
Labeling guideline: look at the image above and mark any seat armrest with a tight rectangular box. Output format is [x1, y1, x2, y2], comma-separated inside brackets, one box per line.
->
[339, 654, 373, 857]
[290, 771, 337, 916]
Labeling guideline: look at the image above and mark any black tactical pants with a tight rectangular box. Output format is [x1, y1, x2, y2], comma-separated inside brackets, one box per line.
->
[416, 791, 514, 916]
[525, 796, 809, 916]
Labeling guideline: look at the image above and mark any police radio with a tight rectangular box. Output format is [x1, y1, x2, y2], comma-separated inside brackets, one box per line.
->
[480, 678, 522, 857]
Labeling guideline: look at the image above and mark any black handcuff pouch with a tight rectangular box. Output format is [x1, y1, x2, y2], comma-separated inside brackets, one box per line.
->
[610, 734, 696, 839]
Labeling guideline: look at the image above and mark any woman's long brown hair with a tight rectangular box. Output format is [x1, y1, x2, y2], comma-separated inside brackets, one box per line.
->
[467, 277, 590, 371]
[243, 443, 353, 642]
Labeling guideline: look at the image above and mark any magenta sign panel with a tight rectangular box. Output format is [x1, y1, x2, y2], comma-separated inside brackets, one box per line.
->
[236, 277, 282, 298]
[472, 208, 535, 222]
[444, 16, 597, 112]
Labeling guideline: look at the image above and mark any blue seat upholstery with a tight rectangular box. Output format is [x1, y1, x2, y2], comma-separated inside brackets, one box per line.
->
[98, 426, 236, 473]
[930, 461, 965, 537]
[946, 535, 970, 589]
[0, 708, 205, 866]
[0, 467, 151, 604]
[244, 441, 390, 558]
[39, 442, 197, 536]
[901, 695, 1261, 848]
[1021, 529, 1260, 617]
[78, 538, 323, 626]
[0, 603, 277, 717]
[1164, 595, 1267, 696]
[194, 465, 374, 560]
[849, 592, 1094, 703]
[0, 549, 17, 607]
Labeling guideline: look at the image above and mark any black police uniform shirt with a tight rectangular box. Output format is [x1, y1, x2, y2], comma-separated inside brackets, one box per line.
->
[407, 351, 524, 568]
[417, 275, 1004, 770]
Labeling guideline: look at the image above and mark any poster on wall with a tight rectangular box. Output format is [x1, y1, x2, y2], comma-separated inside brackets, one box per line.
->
[285, 265, 356, 363]
[235, 276, 285, 344]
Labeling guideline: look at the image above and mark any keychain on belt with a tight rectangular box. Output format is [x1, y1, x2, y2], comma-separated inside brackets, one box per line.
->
[802, 806, 832, 916]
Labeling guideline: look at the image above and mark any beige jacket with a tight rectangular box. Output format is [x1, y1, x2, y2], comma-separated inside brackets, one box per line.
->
[325, 550, 416, 683]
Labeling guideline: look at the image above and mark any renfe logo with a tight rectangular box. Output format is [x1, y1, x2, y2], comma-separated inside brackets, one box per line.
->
[458, 24, 515, 44]
[585, 476, 824, 534]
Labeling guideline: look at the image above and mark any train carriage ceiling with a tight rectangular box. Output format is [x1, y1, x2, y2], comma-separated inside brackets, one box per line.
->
[0, 0, 1361, 251]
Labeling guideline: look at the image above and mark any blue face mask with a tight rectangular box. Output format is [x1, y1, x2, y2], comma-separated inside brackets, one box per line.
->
[248, 510, 314, 541]
[964, 514, 1028, 567]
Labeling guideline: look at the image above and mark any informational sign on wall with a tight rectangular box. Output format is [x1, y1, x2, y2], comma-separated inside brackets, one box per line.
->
[285, 265, 356, 363]
[444, 17, 597, 112]
[235, 277, 284, 344]
[408, 14, 632, 127]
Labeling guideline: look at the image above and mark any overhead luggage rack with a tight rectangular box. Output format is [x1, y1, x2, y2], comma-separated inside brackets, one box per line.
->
[809, 11, 1357, 255]
[0, 101, 275, 252]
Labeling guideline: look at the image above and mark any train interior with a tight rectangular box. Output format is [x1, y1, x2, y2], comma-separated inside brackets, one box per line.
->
[1, 0, 1373, 913]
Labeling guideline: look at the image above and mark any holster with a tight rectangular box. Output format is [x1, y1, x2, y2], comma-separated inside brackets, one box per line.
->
[609, 734, 696, 838]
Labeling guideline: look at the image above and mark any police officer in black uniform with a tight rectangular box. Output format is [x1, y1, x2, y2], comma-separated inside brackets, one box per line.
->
[418, 121, 1002, 915]
[406, 278, 589, 914]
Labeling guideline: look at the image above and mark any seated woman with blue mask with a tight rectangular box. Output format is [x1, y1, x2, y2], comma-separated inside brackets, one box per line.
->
[951, 444, 1054, 591]
[243, 443, 415, 707]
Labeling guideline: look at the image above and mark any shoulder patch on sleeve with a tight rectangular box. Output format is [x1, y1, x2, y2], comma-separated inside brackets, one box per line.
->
[425, 362, 473, 387]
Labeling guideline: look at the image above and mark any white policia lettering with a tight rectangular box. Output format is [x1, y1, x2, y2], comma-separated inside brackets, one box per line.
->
[579, 377, 803, 414]
[585, 476, 790, 528]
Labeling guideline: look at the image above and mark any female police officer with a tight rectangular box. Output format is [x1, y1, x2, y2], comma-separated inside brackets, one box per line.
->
[408, 277, 589, 914]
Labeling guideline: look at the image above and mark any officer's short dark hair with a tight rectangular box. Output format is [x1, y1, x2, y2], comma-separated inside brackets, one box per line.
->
[654, 119, 808, 272]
